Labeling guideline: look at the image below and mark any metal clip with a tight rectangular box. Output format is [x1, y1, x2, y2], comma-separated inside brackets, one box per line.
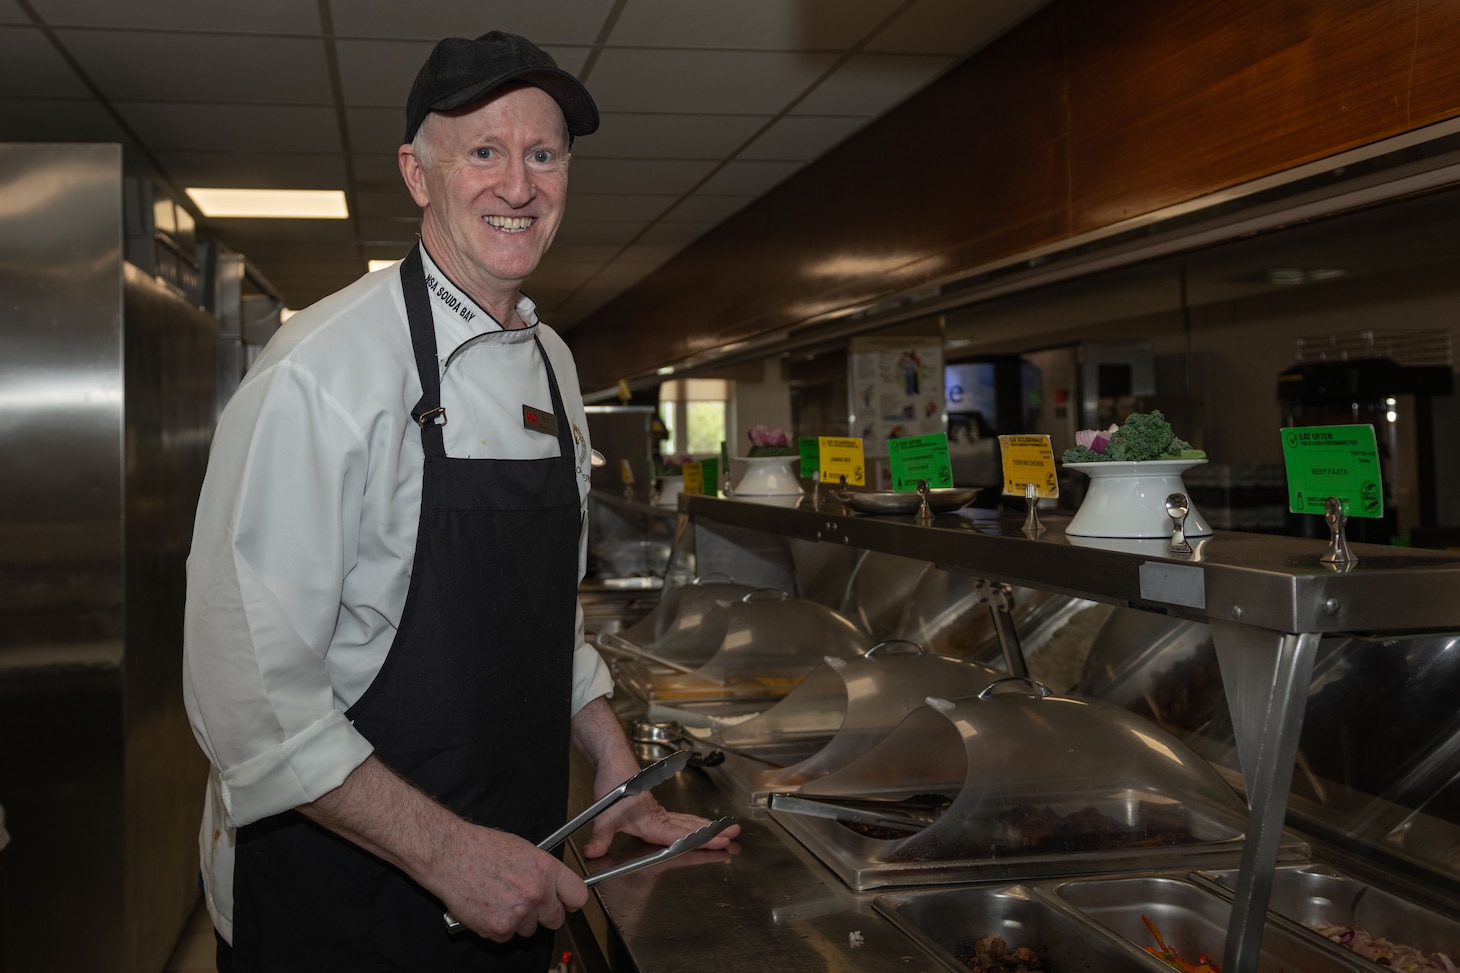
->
[413, 406, 447, 427]
[916, 479, 933, 524]
[1021, 482, 1044, 536]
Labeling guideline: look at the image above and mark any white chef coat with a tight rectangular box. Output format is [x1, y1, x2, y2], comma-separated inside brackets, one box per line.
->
[183, 247, 612, 941]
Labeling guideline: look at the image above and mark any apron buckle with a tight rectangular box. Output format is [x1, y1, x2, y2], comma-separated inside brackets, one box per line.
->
[413, 406, 447, 427]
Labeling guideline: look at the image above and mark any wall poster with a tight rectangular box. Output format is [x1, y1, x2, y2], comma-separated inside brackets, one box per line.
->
[848, 336, 946, 486]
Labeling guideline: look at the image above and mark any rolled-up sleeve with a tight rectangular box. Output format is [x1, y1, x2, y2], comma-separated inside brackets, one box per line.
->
[571, 601, 614, 713]
[184, 360, 375, 828]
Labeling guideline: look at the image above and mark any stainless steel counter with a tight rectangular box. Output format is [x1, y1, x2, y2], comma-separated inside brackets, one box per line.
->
[567, 745, 950, 973]
[665, 495, 1460, 973]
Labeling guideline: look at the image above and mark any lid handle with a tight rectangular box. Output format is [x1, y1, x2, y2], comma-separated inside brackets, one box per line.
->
[978, 676, 1053, 699]
[866, 639, 926, 658]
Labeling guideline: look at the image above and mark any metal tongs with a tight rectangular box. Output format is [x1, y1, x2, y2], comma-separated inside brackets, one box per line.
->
[766, 791, 949, 833]
[444, 750, 733, 932]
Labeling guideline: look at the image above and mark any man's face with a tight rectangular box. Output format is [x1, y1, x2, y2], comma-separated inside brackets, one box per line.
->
[400, 85, 570, 305]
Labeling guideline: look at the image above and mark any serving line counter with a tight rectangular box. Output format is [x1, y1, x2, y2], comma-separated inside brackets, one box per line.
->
[563, 736, 950, 973]
[564, 494, 1460, 973]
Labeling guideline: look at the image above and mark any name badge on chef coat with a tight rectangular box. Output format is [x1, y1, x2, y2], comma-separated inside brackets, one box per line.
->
[522, 405, 559, 437]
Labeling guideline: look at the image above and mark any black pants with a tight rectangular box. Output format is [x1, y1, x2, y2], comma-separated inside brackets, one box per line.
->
[215, 931, 231, 972]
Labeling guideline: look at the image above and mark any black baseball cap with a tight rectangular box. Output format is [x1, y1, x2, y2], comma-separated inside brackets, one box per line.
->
[403, 31, 599, 144]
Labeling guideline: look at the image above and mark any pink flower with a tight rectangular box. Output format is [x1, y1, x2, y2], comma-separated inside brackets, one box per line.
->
[1075, 424, 1119, 454]
[748, 424, 790, 448]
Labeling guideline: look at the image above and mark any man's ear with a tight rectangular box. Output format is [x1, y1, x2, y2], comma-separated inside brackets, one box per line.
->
[398, 144, 430, 208]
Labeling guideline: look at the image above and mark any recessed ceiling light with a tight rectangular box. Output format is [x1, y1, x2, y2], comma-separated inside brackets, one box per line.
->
[185, 188, 348, 219]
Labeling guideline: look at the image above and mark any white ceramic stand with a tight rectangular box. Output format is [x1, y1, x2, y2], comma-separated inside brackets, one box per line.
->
[733, 455, 803, 497]
[656, 476, 685, 507]
[1064, 459, 1211, 538]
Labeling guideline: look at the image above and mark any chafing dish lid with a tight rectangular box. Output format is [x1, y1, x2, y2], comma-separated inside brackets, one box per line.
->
[715, 644, 1001, 788]
[794, 679, 1246, 858]
[606, 579, 761, 662]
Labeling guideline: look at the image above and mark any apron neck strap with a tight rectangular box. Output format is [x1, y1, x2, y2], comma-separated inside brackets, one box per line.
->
[402, 244, 575, 462]
[402, 244, 447, 457]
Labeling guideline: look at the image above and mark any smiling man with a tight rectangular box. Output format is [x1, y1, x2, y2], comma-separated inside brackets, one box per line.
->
[183, 31, 737, 973]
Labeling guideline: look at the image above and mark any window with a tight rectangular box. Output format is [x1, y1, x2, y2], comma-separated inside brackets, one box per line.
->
[659, 378, 731, 458]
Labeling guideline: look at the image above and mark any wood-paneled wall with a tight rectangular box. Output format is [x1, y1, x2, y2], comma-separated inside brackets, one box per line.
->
[566, 0, 1460, 390]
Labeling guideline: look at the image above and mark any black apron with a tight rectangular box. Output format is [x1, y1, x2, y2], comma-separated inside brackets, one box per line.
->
[228, 245, 582, 972]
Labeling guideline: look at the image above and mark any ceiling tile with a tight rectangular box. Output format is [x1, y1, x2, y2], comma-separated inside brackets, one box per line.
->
[551, 220, 649, 248]
[153, 151, 349, 189]
[361, 240, 413, 258]
[696, 159, 802, 196]
[568, 193, 680, 222]
[0, 25, 91, 96]
[356, 217, 422, 242]
[335, 38, 436, 108]
[328, 0, 616, 45]
[589, 263, 658, 287]
[573, 112, 772, 161]
[334, 34, 590, 84]
[638, 221, 715, 247]
[353, 185, 418, 220]
[588, 48, 838, 114]
[352, 153, 404, 185]
[610, 242, 685, 270]
[866, 0, 1050, 54]
[116, 102, 342, 152]
[0, 0, 1046, 325]
[347, 107, 411, 155]
[792, 52, 955, 115]
[660, 194, 756, 223]
[606, 0, 904, 50]
[736, 115, 869, 160]
[537, 243, 624, 266]
[568, 158, 718, 195]
[57, 29, 332, 104]
[26, 0, 321, 33]
[529, 260, 614, 287]
[0, 97, 130, 141]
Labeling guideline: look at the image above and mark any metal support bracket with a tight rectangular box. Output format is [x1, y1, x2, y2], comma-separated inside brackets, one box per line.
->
[1209, 620, 1319, 973]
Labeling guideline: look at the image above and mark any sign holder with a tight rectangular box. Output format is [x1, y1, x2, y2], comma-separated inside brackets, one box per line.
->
[1279, 424, 1381, 567]
[1021, 482, 1043, 535]
[1321, 496, 1357, 566]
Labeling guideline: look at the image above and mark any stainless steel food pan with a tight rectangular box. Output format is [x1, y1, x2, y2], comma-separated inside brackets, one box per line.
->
[1198, 864, 1460, 969]
[1052, 875, 1370, 972]
[874, 884, 1168, 973]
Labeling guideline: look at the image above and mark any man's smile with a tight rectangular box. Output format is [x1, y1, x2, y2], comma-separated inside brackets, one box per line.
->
[483, 215, 535, 232]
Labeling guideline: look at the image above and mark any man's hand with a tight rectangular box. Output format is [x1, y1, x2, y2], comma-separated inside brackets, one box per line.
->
[300, 754, 588, 942]
[570, 697, 742, 859]
[432, 825, 588, 941]
[578, 789, 740, 859]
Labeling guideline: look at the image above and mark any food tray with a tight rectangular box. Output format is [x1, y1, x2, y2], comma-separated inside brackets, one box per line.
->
[1197, 864, 1460, 971]
[835, 488, 979, 515]
[874, 883, 1167, 973]
[1052, 875, 1371, 972]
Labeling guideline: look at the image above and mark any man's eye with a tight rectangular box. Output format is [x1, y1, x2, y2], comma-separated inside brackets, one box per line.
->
[531, 150, 555, 165]
[473, 147, 494, 160]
